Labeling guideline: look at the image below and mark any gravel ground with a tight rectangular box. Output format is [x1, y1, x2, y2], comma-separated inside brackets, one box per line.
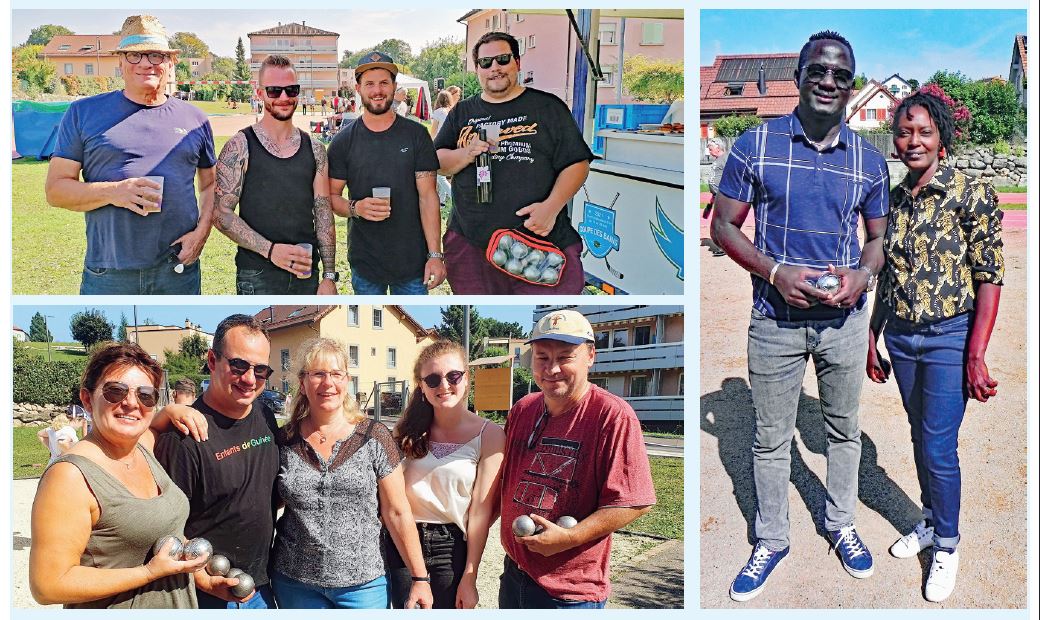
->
[698, 226, 1028, 608]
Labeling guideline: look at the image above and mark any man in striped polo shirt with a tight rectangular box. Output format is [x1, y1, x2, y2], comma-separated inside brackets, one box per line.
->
[710, 30, 890, 601]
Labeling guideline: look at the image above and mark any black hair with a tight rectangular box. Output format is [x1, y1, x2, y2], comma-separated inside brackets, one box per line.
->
[891, 91, 956, 156]
[212, 314, 269, 358]
[797, 30, 856, 78]
[472, 31, 520, 67]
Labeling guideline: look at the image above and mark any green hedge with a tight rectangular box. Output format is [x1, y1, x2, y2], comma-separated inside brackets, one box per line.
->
[13, 356, 87, 405]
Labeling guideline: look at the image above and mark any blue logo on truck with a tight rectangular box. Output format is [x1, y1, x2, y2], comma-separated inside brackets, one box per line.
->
[578, 201, 621, 259]
[650, 199, 683, 280]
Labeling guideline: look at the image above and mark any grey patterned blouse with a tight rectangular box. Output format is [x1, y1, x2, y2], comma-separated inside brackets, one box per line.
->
[271, 418, 402, 587]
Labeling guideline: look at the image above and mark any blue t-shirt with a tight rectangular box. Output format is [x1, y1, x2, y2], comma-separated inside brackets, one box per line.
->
[718, 111, 890, 321]
[53, 91, 216, 269]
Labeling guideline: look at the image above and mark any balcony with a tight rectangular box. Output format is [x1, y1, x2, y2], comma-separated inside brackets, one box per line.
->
[250, 45, 338, 54]
[593, 342, 682, 373]
[535, 305, 683, 325]
[628, 396, 683, 422]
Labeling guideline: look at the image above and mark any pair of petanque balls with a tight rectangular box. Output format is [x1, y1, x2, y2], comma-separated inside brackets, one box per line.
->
[511, 514, 578, 537]
[152, 536, 253, 598]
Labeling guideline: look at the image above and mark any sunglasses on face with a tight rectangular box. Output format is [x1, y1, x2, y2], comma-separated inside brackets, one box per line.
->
[421, 370, 466, 389]
[802, 64, 854, 90]
[123, 51, 171, 65]
[305, 370, 349, 383]
[222, 356, 274, 380]
[101, 381, 159, 408]
[476, 53, 514, 70]
[263, 84, 301, 98]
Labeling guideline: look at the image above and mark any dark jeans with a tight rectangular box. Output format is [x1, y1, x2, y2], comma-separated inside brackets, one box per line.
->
[197, 583, 276, 609]
[80, 259, 201, 295]
[385, 523, 466, 609]
[884, 312, 971, 549]
[236, 265, 318, 295]
[498, 556, 607, 609]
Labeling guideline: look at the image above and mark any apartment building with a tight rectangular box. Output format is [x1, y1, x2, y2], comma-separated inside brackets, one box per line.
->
[130, 320, 213, 365]
[531, 305, 684, 423]
[248, 22, 340, 99]
[40, 35, 123, 80]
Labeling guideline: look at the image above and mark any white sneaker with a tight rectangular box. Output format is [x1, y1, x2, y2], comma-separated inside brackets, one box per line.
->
[890, 520, 934, 558]
[924, 548, 959, 602]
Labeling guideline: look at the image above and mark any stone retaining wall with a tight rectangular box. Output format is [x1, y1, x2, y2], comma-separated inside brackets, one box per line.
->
[12, 403, 66, 427]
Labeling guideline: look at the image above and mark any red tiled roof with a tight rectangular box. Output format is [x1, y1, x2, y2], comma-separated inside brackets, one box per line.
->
[254, 305, 335, 331]
[41, 35, 122, 57]
[700, 53, 801, 119]
[1015, 34, 1027, 73]
[248, 22, 338, 37]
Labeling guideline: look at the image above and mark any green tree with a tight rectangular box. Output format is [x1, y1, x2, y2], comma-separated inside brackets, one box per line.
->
[435, 307, 529, 358]
[70, 309, 114, 350]
[29, 312, 54, 342]
[211, 56, 235, 78]
[179, 332, 209, 359]
[232, 37, 252, 101]
[26, 24, 74, 46]
[341, 39, 414, 70]
[117, 313, 130, 342]
[13, 45, 57, 94]
[175, 60, 192, 83]
[853, 72, 868, 90]
[924, 70, 1023, 143]
[907, 78, 920, 90]
[411, 38, 465, 91]
[445, 71, 480, 98]
[713, 114, 763, 137]
[621, 55, 683, 103]
[170, 32, 210, 58]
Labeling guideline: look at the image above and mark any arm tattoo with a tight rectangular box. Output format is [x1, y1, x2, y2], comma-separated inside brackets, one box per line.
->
[314, 194, 336, 271]
[415, 170, 436, 179]
[213, 131, 272, 257]
[312, 139, 329, 177]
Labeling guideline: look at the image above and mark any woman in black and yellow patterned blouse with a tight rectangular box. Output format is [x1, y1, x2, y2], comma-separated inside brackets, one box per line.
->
[865, 92, 1003, 604]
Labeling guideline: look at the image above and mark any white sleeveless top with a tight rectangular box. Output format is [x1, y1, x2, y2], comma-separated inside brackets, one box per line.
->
[403, 421, 488, 537]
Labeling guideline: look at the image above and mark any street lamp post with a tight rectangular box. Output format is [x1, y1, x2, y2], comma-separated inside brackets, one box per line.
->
[43, 314, 55, 362]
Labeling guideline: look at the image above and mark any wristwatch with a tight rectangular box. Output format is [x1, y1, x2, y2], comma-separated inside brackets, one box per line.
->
[859, 266, 877, 292]
[322, 271, 340, 282]
[427, 251, 445, 261]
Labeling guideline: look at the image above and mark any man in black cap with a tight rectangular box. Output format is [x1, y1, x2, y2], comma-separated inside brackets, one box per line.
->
[327, 51, 445, 294]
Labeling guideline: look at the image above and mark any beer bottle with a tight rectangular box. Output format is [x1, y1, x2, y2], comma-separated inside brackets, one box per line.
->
[476, 127, 492, 204]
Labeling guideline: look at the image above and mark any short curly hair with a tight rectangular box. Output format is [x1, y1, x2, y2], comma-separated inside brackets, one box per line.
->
[891, 91, 956, 156]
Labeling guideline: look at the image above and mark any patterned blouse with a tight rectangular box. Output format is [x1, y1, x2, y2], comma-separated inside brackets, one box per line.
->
[878, 163, 1004, 324]
[271, 418, 402, 588]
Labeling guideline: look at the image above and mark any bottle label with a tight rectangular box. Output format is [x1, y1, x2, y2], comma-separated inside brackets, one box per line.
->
[476, 166, 491, 184]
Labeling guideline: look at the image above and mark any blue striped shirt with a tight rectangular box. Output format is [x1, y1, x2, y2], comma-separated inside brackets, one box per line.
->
[718, 111, 890, 321]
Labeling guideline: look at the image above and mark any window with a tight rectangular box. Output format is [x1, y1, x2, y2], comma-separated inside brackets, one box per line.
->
[191, 60, 200, 66]
[387, 376, 396, 385]
[348, 305, 359, 326]
[518, 38, 526, 56]
[492, 14, 499, 29]
[595, 330, 610, 350]
[59, 44, 71, 50]
[85, 64, 94, 75]
[599, 22, 617, 45]
[348, 345, 359, 368]
[370, 347, 377, 357]
[350, 376, 359, 396]
[641, 22, 664, 45]
[64, 63, 73, 74]
[485, 18, 490, 28]
[612, 329, 628, 348]
[513, 346, 521, 357]
[524, 70, 535, 84]
[634, 325, 652, 346]
[515, 14, 524, 22]
[679, 372, 684, 396]
[631, 375, 648, 397]
[590, 377, 607, 388]
[600, 68, 615, 87]
[528, 35, 536, 48]
[114, 67, 121, 77]
[281, 349, 290, 371]
[372, 308, 383, 329]
[282, 379, 290, 393]
[192, 70, 199, 77]
[724, 83, 744, 97]
[387, 347, 397, 368]
[866, 109, 877, 120]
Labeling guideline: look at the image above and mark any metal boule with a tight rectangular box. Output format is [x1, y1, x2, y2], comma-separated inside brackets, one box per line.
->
[512, 515, 537, 537]
[509, 242, 530, 260]
[182, 537, 213, 561]
[152, 535, 183, 559]
[545, 253, 564, 267]
[492, 249, 508, 266]
[498, 235, 514, 250]
[506, 259, 524, 274]
[226, 567, 244, 580]
[523, 265, 541, 281]
[555, 515, 578, 529]
[229, 572, 255, 599]
[813, 273, 841, 294]
[540, 268, 560, 284]
[206, 554, 231, 577]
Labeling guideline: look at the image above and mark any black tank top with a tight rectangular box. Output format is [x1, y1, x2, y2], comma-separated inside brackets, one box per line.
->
[237, 127, 319, 271]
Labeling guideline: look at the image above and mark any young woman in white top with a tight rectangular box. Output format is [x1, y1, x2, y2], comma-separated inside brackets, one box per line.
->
[389, 340, 505, 608]
[37, 413, 83, 466]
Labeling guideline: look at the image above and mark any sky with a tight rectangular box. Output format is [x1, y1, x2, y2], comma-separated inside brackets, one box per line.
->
[13, 304, 537, 343]
[11, 10, 468, 59]
[700, 10, 1026, 84]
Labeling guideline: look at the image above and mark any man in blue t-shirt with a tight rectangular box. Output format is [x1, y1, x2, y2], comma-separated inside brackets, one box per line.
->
[710, 30, 890, 602]
[45, 15, 216, 295]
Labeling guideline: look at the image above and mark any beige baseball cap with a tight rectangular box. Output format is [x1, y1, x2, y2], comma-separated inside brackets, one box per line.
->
[526, 310, 595, 345]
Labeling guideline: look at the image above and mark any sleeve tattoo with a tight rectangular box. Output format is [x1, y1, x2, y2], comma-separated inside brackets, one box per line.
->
[415, 170, 436, 179]
[312, 140, 336, 272]
[213, 132, 273, 257]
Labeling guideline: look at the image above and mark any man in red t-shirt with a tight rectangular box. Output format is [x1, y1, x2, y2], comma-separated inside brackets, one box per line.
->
[499, 309, 657, 608]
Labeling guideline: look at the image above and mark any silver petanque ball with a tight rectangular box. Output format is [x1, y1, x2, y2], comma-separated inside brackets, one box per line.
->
[229, 572, 255, 599]
[525, 249, 545, 265]
[545, 252, 564, 267]
[205, 554, 231, 577]
[523, 265, 542, 281]
[512, 515, 537, 537]
[498, 235, 514, 250]
[814, 273, 841, 294]
[555, 515, 578, 529]
[181, 537, 213, 561]
[505, 259, 524, 274]
[540, 268, 560, 284]
[492, 249, 508, 266]
[153, 535, 183, 559]
[509, 242, 530, 260]
[226, 567, 244, 580]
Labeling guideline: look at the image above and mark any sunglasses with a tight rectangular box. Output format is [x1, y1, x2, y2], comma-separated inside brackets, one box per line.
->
[101, 381, 159, 408]
[802, 64, 854, 90]
[526, 406, 550, 450]
[223, 356, 274, 380]
[123, 51, 171, 65]
[421, 370, 466, 389]
[476, 53, 514, 70]
[263, 84, 301, 98]
[305, 370, 349, 383]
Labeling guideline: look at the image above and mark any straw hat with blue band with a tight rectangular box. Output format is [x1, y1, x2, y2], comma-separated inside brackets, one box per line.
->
[110, 15, 178, 54]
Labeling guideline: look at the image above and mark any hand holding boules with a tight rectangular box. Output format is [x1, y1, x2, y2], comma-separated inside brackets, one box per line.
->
[822, 265, 869, 308]
[356, 196, 391, 221]
[270, 243, 312, 277]
[228, 572, 255, 599]
[520, 514, 579, 556]
[206, 554, 231, 577]
[112, 177, 161, 215]
[182, 537, 213, 562]
[146, 536, 209, 579]
[772, 264, 828, 308]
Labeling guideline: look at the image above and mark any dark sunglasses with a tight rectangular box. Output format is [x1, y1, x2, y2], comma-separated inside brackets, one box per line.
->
[223, 356, 274, 380]
[802, 64, 854, 90]
[476, 53, 514, 69]
[123, 51, 171, 65]
[422, 370, 466, 389]
[526, 406, 550, 450]
[263, 84, 301, 98]
[101, 381, 159, 408]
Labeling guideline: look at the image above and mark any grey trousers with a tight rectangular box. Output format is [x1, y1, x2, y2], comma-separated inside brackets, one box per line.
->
[747, 307, 868, 551]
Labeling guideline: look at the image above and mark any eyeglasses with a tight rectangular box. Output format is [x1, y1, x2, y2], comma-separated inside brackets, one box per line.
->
[421, 370, 466, 389]
[222, 356, 274, 380]
[801, 64, 854, 90]
[263, 84, 301, 98]
[526, 406, 550, 450]
[304, 370, 349, 383]
[101, 381, 159, 408]
[123, 51, 171, 65]
[476, 54, 514, 70]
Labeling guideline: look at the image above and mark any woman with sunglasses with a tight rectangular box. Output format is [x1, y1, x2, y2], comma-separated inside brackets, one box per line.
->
[269, 338, 433, 609]
[866, 91, 1004, 603]
[29, 342, 207, 608]
[389, 340, 505, 608]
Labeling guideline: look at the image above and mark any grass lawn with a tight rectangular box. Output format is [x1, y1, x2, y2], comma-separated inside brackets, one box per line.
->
[23, 341, 88, 362]
[186, 100, 254, 116]
[629, 456, 683, 540]
[13, 426, 72, 480]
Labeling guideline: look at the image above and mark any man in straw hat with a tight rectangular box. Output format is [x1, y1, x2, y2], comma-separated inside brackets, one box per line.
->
[497, 309, 656, 608]
[46, 14, 216, 295]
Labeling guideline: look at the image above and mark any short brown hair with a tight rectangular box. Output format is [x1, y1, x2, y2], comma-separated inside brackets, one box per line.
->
[212, 314, 269, 358]
[259, 54, 295, 84]
[81, 342, 163, 393]
[173, 378, 197, 395]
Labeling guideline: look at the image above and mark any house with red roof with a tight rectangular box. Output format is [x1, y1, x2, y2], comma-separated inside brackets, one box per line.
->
[699, 53, 801, 138]
[845, 79, 899, 131]
[1009, 34, 1027, 108]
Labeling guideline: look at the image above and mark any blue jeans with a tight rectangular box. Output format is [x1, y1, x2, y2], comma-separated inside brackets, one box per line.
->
[747, 307, 868, 550]
[236, 265, 318, 295]
[386, 523, 466, 609]
[197, 583, 276, 609]
[80, 259, 201, 295]
[884, 312, 971, 550]
[272, 571, 389, 609]
[350, 271, 428, 295]
[498, 556, 607, 609]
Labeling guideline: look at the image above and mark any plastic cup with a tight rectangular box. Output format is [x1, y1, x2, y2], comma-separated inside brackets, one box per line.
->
[485, 125, 501, 153]
[372, 186, 391, 209]
[296, 243, 313, 279]
[142, 176, 164, 213]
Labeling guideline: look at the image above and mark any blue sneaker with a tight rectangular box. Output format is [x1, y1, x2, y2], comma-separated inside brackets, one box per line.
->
[729, 542, 789, 602]
[828, 525, 874, 578]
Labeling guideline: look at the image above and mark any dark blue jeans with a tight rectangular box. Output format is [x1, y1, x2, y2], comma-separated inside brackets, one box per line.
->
[80, 259, 201, 295]
[884, 312, 971, 550]
[385, 523, 466, 609]
[197, 583, 276, 609]
[498, 556, 607, 609]
[236, 265, 318, 295]
[351, 271, 428, 295]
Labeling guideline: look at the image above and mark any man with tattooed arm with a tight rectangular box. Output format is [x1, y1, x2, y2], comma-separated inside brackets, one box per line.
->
[213, 54, 338, 295]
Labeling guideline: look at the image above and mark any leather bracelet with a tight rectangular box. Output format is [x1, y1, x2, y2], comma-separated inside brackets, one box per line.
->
[411, 575, 431, 583]
[266, 243, 275, 261]
[349, 199, 358, 218]
[768, 262, 781, 286]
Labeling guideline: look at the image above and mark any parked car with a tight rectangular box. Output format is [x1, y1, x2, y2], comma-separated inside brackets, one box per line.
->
[258, 389, 286, 415]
